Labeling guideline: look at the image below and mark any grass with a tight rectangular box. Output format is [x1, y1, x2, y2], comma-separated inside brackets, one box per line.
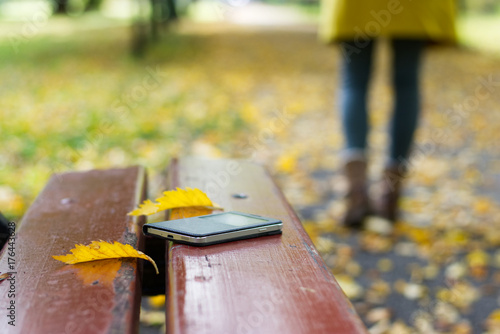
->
[0, 23, 254, 219]
[458, 13, 500, 55]
[2, 3, 500, 220]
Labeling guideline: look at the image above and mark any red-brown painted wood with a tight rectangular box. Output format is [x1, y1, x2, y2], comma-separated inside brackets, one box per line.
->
[165, 158, 367, 334]
[0, 167, 147, 334]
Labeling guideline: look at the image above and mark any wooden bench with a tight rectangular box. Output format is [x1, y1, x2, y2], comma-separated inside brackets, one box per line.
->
[159, 158, 367, 333]
[0, 167, 147, 334]
[0, 158, 367, 333]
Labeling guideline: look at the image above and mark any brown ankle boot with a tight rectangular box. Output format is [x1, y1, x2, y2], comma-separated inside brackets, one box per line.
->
[343, 160, 371, 228]
[376, 165, 407, 222]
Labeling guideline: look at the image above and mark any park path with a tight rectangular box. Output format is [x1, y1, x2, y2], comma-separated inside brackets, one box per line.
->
[268, 35, 500, 334]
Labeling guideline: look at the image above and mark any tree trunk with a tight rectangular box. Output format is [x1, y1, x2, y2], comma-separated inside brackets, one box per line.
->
[54, 0, 69, 14]
[85, 0, 102, 12]
[166, 0, 178, 21]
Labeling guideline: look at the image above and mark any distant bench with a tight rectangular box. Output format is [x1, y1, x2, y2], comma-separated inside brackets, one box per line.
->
[0, 158, 367, 334]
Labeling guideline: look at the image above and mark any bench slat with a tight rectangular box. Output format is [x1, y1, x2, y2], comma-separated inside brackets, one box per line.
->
[166, 158, 367, 334]
[0, 167, 147, 334]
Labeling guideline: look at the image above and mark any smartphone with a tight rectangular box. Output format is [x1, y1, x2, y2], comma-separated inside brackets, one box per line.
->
[143, 211, 283, 246]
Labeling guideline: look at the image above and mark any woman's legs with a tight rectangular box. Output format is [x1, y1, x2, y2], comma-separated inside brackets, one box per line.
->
[339, 39, 426, 224]
[340, 40, 375, 159]
[378, 39, 426, 222]
[389, 39, 426, 163]
[339, 40, 375, 227]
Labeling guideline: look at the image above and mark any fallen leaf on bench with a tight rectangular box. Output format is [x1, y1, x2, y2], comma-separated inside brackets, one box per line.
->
[170, 206, 215, 219]
[129, 199, 160, 216]
[59, 259, 123, 287]
[0, 272, 13, 283]
[53, 240, 159, 274]
[128, 187, 222, 216]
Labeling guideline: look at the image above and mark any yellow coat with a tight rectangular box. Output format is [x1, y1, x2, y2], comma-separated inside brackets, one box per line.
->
[319, 0, 457, 43]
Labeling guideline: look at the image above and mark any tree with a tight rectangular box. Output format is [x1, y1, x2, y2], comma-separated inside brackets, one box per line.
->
[54, 0, 68, 14]
[85, 0, 103, 12]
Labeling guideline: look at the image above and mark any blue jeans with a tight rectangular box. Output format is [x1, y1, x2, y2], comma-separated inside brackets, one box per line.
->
[340, 39, 425, 164]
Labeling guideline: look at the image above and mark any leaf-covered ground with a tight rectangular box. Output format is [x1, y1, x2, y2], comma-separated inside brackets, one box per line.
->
[2, 11, 500, 334]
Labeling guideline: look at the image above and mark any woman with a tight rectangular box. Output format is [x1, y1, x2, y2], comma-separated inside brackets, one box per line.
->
[319, 0, 457, 227]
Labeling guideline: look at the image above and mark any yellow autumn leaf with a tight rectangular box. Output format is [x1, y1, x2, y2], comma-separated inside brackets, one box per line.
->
[52, 240, 159, 274]
[335, 274, 364, 300]
[60, 259, 123, 287]
[466, 249, 490, 267]
[170, 206, 215, 219]
[275, 151, 298, 174]
[473, 198, 492, 214]
[148, 295, 166, 308]
[488, 309, 500, 322]
[156, 187, 219, 211]
[128, 199, 161, 216]
[128, 187, 222, 216]
[0, 272, 13, 282]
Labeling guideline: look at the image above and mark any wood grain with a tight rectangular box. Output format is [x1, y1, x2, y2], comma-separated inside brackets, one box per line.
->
[166, 158, 367, 334]
[0, 167, 147, 334]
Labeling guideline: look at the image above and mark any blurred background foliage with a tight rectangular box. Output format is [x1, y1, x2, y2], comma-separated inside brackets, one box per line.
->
[0, 0, 499, 221]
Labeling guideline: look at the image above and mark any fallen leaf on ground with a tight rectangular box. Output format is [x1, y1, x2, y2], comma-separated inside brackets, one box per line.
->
[140, 308, 166, 327]
[466, 249, 490, 267]
[275, 150, 299, 174]
[128, 187, 222, 216]
[365, 280, 391, 304]
[148, 295, 166, 308]
[445, 262, 467, 280]
[473, 198, 492, 214]
[53, 240, 159, 274]
[313, 236, 336, 254]
[452, 321, 473, 334]
[403, 283, 426, 300]
[366, 307, 391, 324]
[365, 216, 394, 235]
[389, 321, 412, 334]
[335, 274, 364, 300]
[434, 301, 460, 327]
[437, 281, 480, 311]
[486, 309, 500, 333]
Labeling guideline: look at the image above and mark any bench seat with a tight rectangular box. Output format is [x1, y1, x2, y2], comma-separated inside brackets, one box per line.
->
[163, 158, 367, 334]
